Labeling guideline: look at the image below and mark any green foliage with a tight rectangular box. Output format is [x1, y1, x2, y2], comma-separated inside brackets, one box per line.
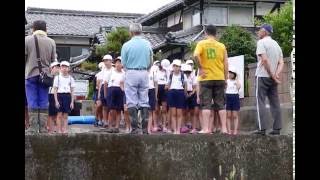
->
[219, 25, 256, 65]
[80, 61, 97, 71]
[95, 27, 130, 57]
[255, 2, 293, 57]
[87, 81, 94, 100]
[154, 50, 163, 62]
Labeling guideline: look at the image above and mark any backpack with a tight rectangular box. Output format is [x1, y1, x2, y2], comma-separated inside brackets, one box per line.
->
[168, 72, 185, 88]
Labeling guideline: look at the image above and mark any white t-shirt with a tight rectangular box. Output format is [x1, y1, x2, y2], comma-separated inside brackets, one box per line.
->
[226, 79, 239, 94]
[185, 74, 197, 92]
[53, 74, 75, 93]
[168, 72, 187, 90]
[148, 70, 158, 89]
[156, 69, 168, 85]
[108, 69, 125, 87]
[255, 36, 283, 77]
[95, 70, 104, 81]
[101, 67, 114, 85]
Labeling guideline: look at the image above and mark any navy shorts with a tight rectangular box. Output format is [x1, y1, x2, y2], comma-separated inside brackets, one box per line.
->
[107, 87, 124, 110]
[48, 94, 58, 116]
[185, 91, 198, 109]
[226, 94, 240, 111]
[99, 84, 108, 107]
[167, 89, 186, 109]
[57, 93, 72, 113]
[157, 84, 167, 105]
[148, 88, 156, 111]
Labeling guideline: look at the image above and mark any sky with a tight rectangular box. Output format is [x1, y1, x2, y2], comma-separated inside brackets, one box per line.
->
[25, 0, 176, 14]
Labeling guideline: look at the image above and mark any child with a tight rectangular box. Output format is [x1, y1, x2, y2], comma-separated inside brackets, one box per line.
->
[53, 61, 75, 134]
[93, 62, 105, 127]
[156, 59, 170, 132]
[183, 64, 197, 134]
[165, 59, 187, 134]
[148, 65, 158, 134]
[105, 58, 125, 133]
[48, 61, 60, 133]
[226, 67, 241, 135]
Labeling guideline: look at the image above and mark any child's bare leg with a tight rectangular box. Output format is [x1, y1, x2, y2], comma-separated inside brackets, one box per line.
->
[162, 102, 167, 129]
[232, 111, 239, 135]
[115, 111, 121, 129]
[170, 108, 176, 133]
[177, 109, 183, 134]
[148, 111, 153, 134]
[226, 111, 232, 134]
[56, 112, 63, 133]
[208, 110, 214, 133]
[124, 106, 130, 131]
[63, 113, 68, 133]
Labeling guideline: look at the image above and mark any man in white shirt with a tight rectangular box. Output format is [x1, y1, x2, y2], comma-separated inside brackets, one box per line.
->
[254, 24, 284, 135]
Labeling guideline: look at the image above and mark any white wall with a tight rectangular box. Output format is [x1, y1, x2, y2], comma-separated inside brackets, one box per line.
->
[53, 36, 90, 46]
[183, 10, 193, 29]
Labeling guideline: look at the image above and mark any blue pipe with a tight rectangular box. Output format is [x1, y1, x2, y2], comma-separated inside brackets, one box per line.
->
[68, 116, 96, 125]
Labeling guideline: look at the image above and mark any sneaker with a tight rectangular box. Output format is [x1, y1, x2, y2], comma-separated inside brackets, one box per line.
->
[180, 126, 190, 133]
[130, 129, 140, 134]
[252, 129, 266, 135]
[162, 127, 168, 133]
[152, 127, 158, 132]
[97, 121, 103, 127]
[190, 129, 198, 134]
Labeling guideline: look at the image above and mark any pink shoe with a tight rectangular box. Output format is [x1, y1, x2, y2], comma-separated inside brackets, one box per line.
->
[162, 127, 168, 133]
[152, 127, 158, 132]
[180, 127, 190, 133]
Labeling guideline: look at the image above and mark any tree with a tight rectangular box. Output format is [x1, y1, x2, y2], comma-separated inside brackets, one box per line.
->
[255, 1, 293, 57]
[95, 27, 130, 58]
[219, 25, 256, 65]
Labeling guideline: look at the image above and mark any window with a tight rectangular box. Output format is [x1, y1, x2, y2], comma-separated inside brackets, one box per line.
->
[204, 6, 254, 26]
[229, 7, 253, 26]
[192, 12, 201, 26]
[204, 7, 228, 25]
[56, 46, 89, 61]
[167, 11, 183, 27]
[159, 18, 167, 27]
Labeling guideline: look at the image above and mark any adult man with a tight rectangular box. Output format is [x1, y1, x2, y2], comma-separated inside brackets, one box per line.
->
[121, 23, 153, 134]
[25, 20, 56, 133]
[254, 24, 284, 135]
[194, 24, 228, 134]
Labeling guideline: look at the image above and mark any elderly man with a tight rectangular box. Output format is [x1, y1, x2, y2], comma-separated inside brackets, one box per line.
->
[121, 23, 153, 134]
[253, 24, 284, 135]
[25, 20, 56, 133]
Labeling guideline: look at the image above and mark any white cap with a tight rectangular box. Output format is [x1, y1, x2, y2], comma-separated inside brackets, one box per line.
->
[50, 61, 60, 68]
[103, 54, 113, 60]
[153, 60, 160, 65]
[181, 63, 187, 71]
[184, 64, 192, 72]
[172, 59, 181, 66]
[60, 61, 70, 67]
[186, 60, 194, 65]
[98, 62, 105, 70]
[161, 59, 170, 68]
[229, 66, 237, 75]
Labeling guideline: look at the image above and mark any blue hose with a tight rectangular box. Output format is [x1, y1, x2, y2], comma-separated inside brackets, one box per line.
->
[68, 116, 96, 125]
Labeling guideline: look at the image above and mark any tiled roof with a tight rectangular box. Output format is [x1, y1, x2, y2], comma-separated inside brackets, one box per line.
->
[25, 7, 144, 37]
[136, 0, 288, 25]
[169, 25, 205, 44]
[136, 0, 184, 25]
[95, 26, 168, 50]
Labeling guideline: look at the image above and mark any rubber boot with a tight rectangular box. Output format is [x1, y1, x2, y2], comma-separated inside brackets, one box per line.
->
[39, 109, 48, 133]
[25, 109, 39, 134]
[128, 107, 139, 134]
[140, 107, 149, 134]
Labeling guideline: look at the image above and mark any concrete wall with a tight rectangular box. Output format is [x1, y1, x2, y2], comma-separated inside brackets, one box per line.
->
[25, 134, 293, 180]
[241, 58, 292, 107]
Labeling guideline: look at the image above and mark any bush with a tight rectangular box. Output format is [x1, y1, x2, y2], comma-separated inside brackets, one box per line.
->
[255, 1, 293, 57]
[87, 81, 94, 100]
[219, 25, 256, 65]
[80, 61, 97, 71]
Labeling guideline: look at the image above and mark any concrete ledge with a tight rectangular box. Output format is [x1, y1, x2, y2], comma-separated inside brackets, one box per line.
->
[25, 133, 293, 180]
[239, 103, 293, 135]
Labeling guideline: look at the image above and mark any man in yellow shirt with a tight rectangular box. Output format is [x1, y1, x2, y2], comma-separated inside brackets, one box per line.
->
[194, 24, 228, 134]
